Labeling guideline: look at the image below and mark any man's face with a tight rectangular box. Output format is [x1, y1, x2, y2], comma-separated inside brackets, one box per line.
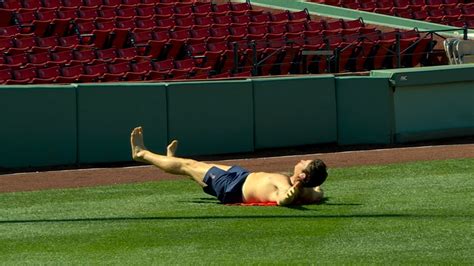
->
[294, 160, 312, 178]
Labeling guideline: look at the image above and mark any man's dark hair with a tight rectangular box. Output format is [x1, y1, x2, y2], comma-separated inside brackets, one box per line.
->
[301, 159, 328, 187]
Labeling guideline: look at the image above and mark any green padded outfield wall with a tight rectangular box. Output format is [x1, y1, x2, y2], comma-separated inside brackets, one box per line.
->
[76, 83, 168, 164]
[166, 80, 254, 156]
[371, 65, 474, 142]
[0, 85, 77, 168]
[252, 76, 337, 149]
[335, 77, 394, 145]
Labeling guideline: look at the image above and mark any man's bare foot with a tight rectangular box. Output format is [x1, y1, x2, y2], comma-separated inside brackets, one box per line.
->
[167, 140, 178, 157]
[130, 126, 147, 163]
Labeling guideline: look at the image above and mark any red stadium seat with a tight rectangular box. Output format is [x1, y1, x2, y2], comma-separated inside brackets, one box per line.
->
[270, 11, 290, 23]
[288, 9, 310, 21]
[268, 22, 287, 35]
[0, 68, 13, 84]
[193, 3, 212, 17]
[249, 13, 270, 26]
[12, 67, 37, 84]
[37, 66, 61, 82]
[51, 50, 75, 65]
[0, 25, 20, 37]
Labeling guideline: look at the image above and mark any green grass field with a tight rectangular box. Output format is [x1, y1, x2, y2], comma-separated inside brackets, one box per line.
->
[0, 158, 472, 264]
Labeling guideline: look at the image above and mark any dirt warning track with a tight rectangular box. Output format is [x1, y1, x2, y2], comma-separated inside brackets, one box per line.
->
[1, 143, 473, 193]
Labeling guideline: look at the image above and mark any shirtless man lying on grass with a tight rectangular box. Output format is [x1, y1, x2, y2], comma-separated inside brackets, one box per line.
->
[131, 126, 327, 206]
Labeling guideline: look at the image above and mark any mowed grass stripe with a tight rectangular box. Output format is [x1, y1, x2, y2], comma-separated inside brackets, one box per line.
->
[0, 158, 472, 264]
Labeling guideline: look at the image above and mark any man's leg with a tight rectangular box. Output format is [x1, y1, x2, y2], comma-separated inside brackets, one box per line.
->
[131, 127, 230, 187]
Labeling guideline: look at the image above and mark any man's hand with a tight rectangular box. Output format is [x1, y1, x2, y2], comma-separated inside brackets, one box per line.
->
[277, 181, 302, 206]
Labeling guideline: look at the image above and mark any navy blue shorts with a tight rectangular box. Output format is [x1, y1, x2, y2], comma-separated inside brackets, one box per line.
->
[202, 166, 250, 204]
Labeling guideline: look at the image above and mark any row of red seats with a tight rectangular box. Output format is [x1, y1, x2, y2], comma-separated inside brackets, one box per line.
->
[0, 1, 257, 27]
[0, 8, 309, 38]
[0, 15, 322, 60]
[0, 34, 94, 54]
[188, 27, 434, 75]
[0, 47, 145, 68]
[309, 0, 474, 28]
[394, 6, 474, 21]
[125, 18, 372, 62]
[0, 15, 319, 61]
[0, 57, 254, 84]
[0, 0, 213, 10]
[6, 3, 259, 26]
[312, 0, 471, 8]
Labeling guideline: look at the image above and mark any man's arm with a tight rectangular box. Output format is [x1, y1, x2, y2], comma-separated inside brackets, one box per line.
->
[298, 186, 324, 204]
[276, 181, 302, 206]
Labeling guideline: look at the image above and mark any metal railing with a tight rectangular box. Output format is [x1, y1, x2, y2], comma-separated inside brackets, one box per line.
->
[230, 26, 470, 76]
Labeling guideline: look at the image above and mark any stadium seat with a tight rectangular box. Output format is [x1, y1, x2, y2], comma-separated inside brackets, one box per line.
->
[5, 52, 29, 68]
[228, 25, 248, 41]
[0, 68, 14, 84]
[83, 62, 122, 82]
[232, 14, 251, 26]
[59, 64, 99, 83]
[288, 9, 310, 21]
[286, 21, 307, 34]
[84, 0, 103, 8]
[58, 35, 95, 50]
[251, 13, 271, 24]
[11, 67, 37, 84]
[150, 58, 174, 79]
[74, 20, 111, 49]
[129, 60, 153, 80]
[96, 48, 128, 63]
[101, 62, 130, 81]
[130, 29, 168, 59]
[0, 26, 21, 39]
[173, 58, 211, 79]
[63, 0, 85, 8]
[51, 49, 75, 65]
[305, 21, 325, 32]
[248, 24, 268, 38]
[117, 47, 150, 61]
[394, 0, 411, 8]
[1, 0, 22, 9]
[213, 14, 233, 27]
[37, 65, 61, 82]
[193, 3, 212, 17]
[268, 22, 287, 35]
[213, 3, 231, 16]
[27, 51, 53, 67]
[73, 48, 101, 64]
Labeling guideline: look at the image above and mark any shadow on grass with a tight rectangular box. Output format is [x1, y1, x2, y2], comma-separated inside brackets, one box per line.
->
[181, 197, 350, 208]
[0, 213, 443, 224]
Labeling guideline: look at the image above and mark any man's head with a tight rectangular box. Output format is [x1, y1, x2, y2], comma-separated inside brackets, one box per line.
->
[294, 159, 328, 187]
